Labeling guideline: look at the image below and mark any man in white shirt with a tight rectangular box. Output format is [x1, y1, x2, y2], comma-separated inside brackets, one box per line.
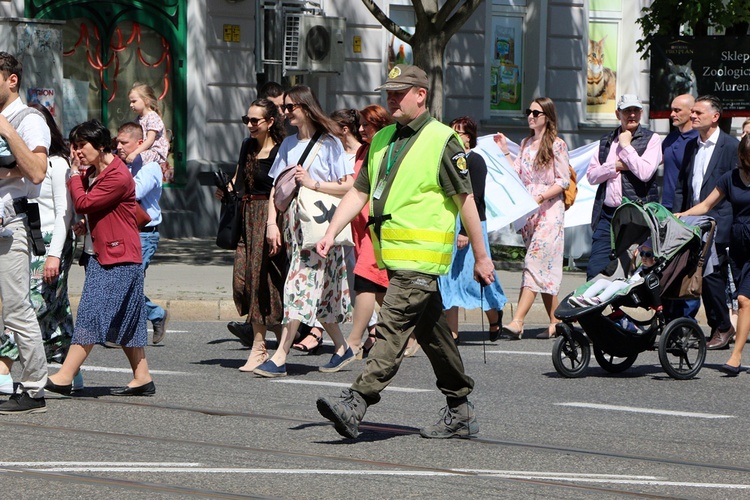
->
[673, 95, 738, 350]
[0, 52, 51, 414]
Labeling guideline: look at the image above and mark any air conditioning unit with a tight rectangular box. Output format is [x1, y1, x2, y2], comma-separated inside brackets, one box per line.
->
[284, 15, 345, 74]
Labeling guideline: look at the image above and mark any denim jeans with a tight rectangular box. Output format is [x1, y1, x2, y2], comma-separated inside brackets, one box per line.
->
[140, 231, 165, 324]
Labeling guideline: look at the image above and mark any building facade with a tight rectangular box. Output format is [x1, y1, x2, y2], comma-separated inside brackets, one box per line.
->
[3, 0, 671, 237]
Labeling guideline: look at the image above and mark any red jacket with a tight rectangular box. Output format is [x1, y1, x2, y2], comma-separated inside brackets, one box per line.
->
[68, 156, 142, 266]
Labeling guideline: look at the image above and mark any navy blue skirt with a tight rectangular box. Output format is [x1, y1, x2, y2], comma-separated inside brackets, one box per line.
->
[73, 255, 147, 347]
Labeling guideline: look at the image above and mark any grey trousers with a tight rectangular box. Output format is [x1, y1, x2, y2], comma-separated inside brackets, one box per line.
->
[0, 218, 47, 398]
[351, 270, 474, 406]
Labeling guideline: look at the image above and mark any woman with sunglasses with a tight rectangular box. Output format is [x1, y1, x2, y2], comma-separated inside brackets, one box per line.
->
[494, 97, 570, 339]
[438, 116, 507, 344]
[219, 98, 288, 372]
[255, 85, 354, 377]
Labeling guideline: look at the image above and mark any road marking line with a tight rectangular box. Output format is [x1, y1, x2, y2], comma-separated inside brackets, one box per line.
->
[0, 462, 202, 467]
[556, 402, 734, 419]
[4, 464, 750, 488]
[48, 364, 190, 376]
[271, 379, 433, 393]
[487, 350, 550, 356]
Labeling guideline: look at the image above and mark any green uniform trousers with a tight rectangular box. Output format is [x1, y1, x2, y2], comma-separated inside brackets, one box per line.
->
[351, 270, 474, 406]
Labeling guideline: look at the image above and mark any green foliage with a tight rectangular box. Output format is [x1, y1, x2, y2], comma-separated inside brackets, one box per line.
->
[636, 0, 750, 57]
[490, 244, 525, 262]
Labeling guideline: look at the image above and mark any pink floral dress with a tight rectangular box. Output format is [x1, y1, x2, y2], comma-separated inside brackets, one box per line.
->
[514, 137, 570, 294]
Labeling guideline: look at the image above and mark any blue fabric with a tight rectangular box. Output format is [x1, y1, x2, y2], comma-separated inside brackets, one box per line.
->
[73, 257, 147, 347]
[661, 128, 698, 211]
[129, 155, 163, 226]
[140, 231, 165, 323]
[587, 207, 615, 281]
[438, 220, 507, 311]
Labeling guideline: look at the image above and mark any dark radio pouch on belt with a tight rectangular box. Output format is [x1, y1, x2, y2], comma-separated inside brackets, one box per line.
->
[13, 197, 46, 256]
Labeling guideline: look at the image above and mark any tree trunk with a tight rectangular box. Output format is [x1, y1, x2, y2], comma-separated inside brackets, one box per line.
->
[412, 33, 447, 120]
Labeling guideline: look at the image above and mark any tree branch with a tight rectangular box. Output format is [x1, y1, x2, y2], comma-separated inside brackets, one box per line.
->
[442, 0, 484, 39]
[360, 0, 413, 42]
[434, 0, 462, 30]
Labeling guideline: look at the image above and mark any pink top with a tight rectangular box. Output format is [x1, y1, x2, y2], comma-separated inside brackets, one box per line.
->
[586, 132, 662, 207]
[137, 111, 169, 164]
[352, 144, 389, 288]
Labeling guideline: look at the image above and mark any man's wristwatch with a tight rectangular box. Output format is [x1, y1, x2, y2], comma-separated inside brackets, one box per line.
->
[314, 181, 320, 191]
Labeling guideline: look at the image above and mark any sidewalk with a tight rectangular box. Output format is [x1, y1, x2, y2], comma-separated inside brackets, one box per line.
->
[66, 238, 706, 325]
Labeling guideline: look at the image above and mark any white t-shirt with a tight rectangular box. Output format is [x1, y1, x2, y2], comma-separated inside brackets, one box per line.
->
[268, 133, 352, 183]
[0, 97, 51, 200]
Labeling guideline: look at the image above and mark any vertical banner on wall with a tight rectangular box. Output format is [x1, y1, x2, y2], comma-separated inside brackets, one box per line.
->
[586, 21, 619, 116]
[489, 16, 523, 113]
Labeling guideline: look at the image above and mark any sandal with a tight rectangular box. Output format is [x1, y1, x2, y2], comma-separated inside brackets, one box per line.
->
[536, 322, 560, 340]
[502, 319, 524, 340]
[403, 336, 421, 357]
[359, 328, 377, 359]
[292, 330, 323, 355]
[489, 322, 501, 342]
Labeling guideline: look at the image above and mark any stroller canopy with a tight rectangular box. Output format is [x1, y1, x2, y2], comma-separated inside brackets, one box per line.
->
[610, 200, 701, 261]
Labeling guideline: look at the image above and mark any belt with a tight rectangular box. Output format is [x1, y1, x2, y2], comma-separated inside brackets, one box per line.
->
[244, 194, 269, 201]
[141, 225, 159, 233]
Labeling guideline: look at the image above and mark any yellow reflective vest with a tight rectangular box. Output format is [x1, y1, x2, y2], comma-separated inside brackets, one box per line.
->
[367, 120, 459, 275]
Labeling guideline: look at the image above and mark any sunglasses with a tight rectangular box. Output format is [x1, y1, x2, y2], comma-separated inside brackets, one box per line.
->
[241, 116, 265, 126]
[526, 109, 545, 118]
[282, 103, 300, 113]
[640, 251, 655, 259]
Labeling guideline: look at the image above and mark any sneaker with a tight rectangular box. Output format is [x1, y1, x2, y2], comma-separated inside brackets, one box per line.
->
[0, 374, 13, 395]
[72, 371, 84, 392]
[253, 359, 287, 378]
[152, 310, 169, 344]
[227, 321, 253, 348]
[319, 347, 355, 373]
[419, 401, 478, 439]
[0, 392, 47, 414]
[568, 296, 588, 307]
[316, 389, 368, 439]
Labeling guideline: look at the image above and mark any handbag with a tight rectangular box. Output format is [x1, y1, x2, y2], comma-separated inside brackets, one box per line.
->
[564, 165, 577, 211]
[297, 186, 354, 250]
[273, 131, 323, 212]
[135, 203, 152, 230]
[215, 139, 252, 250]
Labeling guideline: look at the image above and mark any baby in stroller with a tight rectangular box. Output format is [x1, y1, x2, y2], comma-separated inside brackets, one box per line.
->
[569, 240, 656, 307]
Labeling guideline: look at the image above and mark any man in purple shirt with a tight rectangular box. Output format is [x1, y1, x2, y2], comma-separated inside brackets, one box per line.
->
[586, 95, 663, 280]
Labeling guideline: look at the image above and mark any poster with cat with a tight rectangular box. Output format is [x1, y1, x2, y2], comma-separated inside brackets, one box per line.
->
[586, 22, 618, 116]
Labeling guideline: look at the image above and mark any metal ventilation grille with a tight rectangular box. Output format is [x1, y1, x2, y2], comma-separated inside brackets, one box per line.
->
[284, 13, 302, 69]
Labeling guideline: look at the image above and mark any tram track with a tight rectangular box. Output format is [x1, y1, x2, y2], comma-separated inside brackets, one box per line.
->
[0, 396, 745, 498]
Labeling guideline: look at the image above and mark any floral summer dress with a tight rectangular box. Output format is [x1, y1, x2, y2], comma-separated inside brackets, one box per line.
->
[515, 137, 570, 294]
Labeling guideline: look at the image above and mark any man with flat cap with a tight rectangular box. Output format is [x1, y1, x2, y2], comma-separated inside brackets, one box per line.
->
[314, 64, 495, 440]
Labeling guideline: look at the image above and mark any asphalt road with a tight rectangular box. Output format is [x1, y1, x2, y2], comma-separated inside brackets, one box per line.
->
[1, 320, 748, 499]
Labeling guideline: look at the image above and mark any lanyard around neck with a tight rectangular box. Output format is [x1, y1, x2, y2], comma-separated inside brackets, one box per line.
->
[384, 129, 414, 179]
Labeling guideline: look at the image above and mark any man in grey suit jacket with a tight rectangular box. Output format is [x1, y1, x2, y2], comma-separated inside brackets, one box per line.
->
[673, 95, 738, 349]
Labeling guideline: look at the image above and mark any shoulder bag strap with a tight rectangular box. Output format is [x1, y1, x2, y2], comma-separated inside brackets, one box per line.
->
[297, 131, 323, 169]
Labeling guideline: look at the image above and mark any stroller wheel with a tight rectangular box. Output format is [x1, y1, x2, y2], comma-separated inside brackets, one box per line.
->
[658, 318, 706, 380]
[593, 347, 638, 373]
[552, 328, 590, 378]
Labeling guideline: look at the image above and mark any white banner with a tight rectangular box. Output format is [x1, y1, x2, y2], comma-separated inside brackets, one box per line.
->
[475, 135, 600, 232]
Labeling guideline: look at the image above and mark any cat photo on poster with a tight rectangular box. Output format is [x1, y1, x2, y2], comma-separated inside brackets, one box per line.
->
[586, 22, 619, 115]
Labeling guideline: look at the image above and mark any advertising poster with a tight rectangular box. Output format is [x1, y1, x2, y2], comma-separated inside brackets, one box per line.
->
[387, 8, 414, 71]
[586, 21, 619, 117]
[27, 88, 55, 117]
[650, 36, 750, 118]
[489, 16, 523, 113]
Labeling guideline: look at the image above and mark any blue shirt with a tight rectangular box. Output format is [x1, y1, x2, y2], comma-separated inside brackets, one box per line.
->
[661, 128, 698, 211]
[128, 154, 163, 227]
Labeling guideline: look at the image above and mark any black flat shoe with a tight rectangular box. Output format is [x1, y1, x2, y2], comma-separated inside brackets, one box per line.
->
[719, 364, 744, 376]
[111, 381, 155, 396]
[45, 379, 72, 396]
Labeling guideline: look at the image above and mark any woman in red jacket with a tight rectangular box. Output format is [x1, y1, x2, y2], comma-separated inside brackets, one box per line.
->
[46, 120, 154, 396]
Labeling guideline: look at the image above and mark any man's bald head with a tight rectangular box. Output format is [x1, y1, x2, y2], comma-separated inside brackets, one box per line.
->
[670, 94, 695, 132]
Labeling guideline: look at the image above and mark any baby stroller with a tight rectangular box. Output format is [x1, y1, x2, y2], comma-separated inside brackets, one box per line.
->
[552, 201, 715, 380]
